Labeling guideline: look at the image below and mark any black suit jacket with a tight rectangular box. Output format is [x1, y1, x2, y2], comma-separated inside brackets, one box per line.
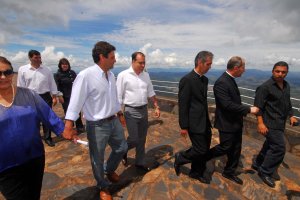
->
[178, 70, 212, 134]
[213, 72, 250, 132]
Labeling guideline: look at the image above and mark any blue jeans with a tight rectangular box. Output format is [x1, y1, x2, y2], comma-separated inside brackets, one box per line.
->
[86, 118, 127, 189]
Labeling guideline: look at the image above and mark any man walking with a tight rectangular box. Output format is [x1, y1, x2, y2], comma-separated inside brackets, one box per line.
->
[204, 56, 259, 185]
[174, 51, 214, 184]
[116, 52, 160, 172]
[252, 61, 298, 188]
[17, 50, 60, 147]
[63, 41, 128, 200]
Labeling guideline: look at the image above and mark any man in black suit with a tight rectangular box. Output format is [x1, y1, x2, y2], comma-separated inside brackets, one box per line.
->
[205, 56, 259, 185]
[174, 51, 214, 184]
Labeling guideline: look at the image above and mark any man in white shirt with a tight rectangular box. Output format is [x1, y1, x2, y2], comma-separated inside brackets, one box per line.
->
[63, 41, 128, 200]
[116, 52, 160, 172]
[17, 50, 60, 147]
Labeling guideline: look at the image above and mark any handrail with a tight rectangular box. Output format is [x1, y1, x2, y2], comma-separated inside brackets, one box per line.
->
[151, 79, 300, 119]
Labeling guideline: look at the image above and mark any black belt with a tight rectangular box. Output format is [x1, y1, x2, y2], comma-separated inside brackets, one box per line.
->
[100, 115, 116, 123]
[125, 104, 147, 109]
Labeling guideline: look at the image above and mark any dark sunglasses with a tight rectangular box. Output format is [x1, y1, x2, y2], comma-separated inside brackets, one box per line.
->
[0, 69, 14, 77]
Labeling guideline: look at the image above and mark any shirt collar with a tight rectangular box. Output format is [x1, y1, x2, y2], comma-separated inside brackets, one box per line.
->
[129, 66, 143, 76]
[29, 64, 43, 70]
[226, 70, 235, 78]
[193, 69, 203, 77]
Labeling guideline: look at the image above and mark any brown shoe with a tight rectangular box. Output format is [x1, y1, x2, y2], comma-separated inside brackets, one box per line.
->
[106, 172, 120, 183]
[100, 189, 112, 200]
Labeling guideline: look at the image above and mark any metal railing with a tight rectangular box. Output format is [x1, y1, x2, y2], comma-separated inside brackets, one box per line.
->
[152, 79, 300, 120]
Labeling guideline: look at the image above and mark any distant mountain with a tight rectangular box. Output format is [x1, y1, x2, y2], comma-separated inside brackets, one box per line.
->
[112, 67, 300, 100]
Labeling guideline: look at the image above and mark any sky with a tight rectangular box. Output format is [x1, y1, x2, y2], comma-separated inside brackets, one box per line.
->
[1, 0, 300, 72]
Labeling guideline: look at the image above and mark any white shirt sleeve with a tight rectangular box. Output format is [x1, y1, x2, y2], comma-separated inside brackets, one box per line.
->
[17, 66, 25, 87]
[65, 73, 88, 121]
[146, 73, 156, 98]
[116, 73, 124, 105]
[48, 72, 59, 96]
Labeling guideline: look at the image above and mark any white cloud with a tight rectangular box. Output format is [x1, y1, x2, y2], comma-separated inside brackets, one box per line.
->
[1, 1, 300, 71]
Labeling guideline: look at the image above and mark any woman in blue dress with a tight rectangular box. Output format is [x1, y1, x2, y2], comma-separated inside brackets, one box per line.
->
[0, 56, 74, 200]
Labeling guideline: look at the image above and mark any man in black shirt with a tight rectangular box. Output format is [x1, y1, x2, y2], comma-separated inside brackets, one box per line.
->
[253, 61, 298, 188]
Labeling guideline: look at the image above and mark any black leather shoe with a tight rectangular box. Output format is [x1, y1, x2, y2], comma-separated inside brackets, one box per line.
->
[272, 171, 280, 181]
[122, 152, 128, 166]
[222, 173, 243, 185]
[174, 152, 181, 176]
[135, 165, 151, 172]
[258, 171, 275, 188]
[189, 172, 210, 184]
[251, 161, 259, 171]
[45, 139, 55, 147]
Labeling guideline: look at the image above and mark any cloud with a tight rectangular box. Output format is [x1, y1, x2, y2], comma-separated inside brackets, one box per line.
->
[1, 1, 300, 71]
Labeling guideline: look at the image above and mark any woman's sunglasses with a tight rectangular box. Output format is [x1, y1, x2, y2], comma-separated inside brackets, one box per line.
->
[0, 69, 14, 77]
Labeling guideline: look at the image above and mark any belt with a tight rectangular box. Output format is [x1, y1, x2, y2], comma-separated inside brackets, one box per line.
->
[125, 104, 147, 109]
[99, 115, 116, 123]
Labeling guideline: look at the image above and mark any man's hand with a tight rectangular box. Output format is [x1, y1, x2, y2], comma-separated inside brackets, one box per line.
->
[257, 122, 268, 136]
[250, 106, 259, 114]
[180, 129, 188, 137]
[62, 120, 78, 140]
[58, 96, 64, 104]
[290, 116, 298, 126]
[52, 96, 57, 106]
[118, 114, 126, 127]
[153, 107, 160, 118]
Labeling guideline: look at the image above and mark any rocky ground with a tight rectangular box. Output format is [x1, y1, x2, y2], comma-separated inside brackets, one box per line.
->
[2, 104, 300, 200]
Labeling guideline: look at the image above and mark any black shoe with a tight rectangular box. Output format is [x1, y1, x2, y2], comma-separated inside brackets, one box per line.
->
[189, 172, 210, 184]
[174, 152, 181, 176]
[258, 171, 275, 188]
[272, 171, 280, 181]
[222, 173, 243, 185]
[135, 165, 151, 172]
[122, 152, 128, 166]
[251, 161, 259, 171]
[45, 139, 55, 147]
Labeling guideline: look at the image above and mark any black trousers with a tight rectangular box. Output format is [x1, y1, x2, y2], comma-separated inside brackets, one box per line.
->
[206, 130, 242, 175]
[39, 92, 53, 141]
[0, 156, 45, 200]
[255, 128, 285, 176]
[181, 129, 212, 175]
[62, 97, 84, 128]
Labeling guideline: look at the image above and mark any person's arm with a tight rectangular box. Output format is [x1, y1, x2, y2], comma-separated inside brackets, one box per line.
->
[213, 80, 250, 115]
[257, 115, 268, 136]
[149, 95, 160, 118]
[178, 77, 191, 136]
[17, 67, 25, 87]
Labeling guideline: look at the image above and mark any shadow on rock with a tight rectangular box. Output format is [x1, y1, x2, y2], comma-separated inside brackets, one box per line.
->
[110, 145, 174, 194]
[64, 186, 99, 200]
[148, 119, 163, 127]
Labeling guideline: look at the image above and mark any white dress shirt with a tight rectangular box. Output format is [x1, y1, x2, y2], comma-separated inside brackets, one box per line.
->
[65, 64, 121, 121]
[17, 64, 59, 95]
[116, 66, 156, 107]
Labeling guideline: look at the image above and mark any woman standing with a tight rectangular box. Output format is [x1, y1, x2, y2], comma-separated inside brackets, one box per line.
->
[0, 56, 73, 199]
[54, 58, 84, 132]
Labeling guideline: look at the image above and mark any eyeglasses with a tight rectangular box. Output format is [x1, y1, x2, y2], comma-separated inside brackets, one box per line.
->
[0, 69, 14, 77]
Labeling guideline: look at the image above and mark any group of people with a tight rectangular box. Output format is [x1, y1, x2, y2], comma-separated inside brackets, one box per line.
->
[0, 41, 160, 200]
[0, 41, 298, 200]
[174, 51, 298, 189]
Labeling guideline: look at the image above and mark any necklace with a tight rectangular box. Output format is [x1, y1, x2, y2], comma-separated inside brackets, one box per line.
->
[0, 85, 15, 108]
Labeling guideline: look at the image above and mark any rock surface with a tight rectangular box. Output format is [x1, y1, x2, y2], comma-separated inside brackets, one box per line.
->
[2, 105, 300, 200]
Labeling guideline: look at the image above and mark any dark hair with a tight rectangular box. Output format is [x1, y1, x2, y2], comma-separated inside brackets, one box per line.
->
[131, 52, 145, 61]
[92, 41, 116, 63]
[227, 56, 243, 70]
[28, 50, 41, 58]
[58, 58, 71, 70]
[273, 61, 289, 71]
[0, 56, 13, 70]
[194, 51, 214, 67]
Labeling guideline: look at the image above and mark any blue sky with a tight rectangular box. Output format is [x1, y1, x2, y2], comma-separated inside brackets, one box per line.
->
[1, 0, 300, 72]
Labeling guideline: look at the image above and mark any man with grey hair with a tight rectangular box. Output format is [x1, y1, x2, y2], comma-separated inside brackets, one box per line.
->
[204, 56, 259, 185]
[174, 51, 214, 184]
